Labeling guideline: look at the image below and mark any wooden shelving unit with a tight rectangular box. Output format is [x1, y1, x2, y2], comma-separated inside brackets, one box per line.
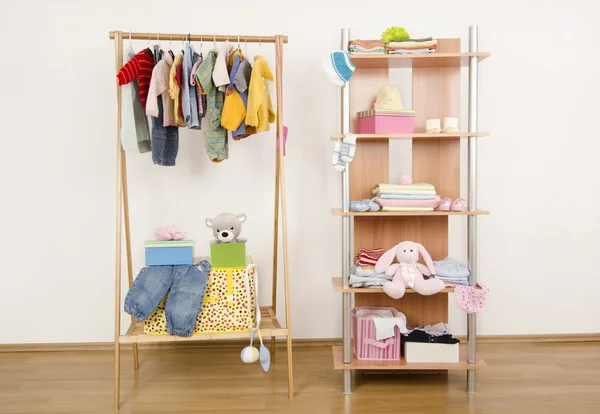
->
[334, 27, 490, 395]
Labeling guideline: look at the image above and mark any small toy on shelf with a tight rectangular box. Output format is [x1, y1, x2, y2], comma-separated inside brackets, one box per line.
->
[205, 213, 247, 244]
[375, 241, 446, 299]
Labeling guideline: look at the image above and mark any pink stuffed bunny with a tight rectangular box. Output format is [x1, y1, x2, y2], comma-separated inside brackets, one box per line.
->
[375, 241, 446, 299]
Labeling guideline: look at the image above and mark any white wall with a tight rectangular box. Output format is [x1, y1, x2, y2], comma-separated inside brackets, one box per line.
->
[1, 0, 598, 344]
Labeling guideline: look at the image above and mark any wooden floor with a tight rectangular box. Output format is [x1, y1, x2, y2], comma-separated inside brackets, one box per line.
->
[1, 342, 600, 413]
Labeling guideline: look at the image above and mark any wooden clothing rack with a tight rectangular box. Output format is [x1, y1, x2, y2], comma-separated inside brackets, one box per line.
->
[108, 30, 292, 409]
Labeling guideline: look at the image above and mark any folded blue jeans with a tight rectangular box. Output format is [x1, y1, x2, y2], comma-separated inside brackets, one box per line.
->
[124, 261, 211, 337]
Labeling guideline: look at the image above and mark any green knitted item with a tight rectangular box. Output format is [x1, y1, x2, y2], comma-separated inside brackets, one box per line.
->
[381, 26, 410, 44]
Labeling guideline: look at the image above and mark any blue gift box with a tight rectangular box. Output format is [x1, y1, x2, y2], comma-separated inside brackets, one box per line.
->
[144, 240, 194, 266]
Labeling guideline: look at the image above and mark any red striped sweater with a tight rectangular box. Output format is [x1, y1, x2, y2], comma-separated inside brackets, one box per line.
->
[354, 248, 385, 267]
[117, 49, 154, 109]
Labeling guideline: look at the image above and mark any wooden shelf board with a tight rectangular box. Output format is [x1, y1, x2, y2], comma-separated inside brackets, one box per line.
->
[331, 208, 489, 217]
[331, 277, 468, 294]
[350, 52, 491, 69]
[331, 132, 490, 140]
[119, 307, 287, 344]
[332, 345, 487, 370]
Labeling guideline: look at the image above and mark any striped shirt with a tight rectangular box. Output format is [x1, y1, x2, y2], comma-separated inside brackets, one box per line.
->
[117, 49, 154, 109]
[354, 248, 385, 267]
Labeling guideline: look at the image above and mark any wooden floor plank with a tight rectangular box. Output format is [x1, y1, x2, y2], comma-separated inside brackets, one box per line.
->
[0, 343, 599, 413]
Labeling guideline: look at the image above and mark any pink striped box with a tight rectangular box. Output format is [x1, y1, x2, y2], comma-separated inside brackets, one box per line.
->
[357, 114, 415, 134]
[352, 307, 402, 361]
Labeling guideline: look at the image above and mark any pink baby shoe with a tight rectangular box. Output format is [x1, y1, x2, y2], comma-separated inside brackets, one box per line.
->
[451, 198, 468, 212]
[438, 197, 452, 211]
[154, 226, 186, 241]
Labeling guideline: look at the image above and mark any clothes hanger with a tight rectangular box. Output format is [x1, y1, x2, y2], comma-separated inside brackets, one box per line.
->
[168, 34, 174, 59]
[199, 34, 203, 57]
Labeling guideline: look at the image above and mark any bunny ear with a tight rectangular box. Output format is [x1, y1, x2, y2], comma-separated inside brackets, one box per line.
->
[416, 243, 436, 275]
[375, 246, 398, 274]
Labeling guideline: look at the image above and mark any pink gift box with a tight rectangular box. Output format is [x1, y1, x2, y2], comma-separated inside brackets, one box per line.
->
[357, 114, 415, 134]
[352, 307, 402, 361]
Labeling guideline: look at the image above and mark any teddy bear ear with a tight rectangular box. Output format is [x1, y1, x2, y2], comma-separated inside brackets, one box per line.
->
[205, 218, 213, 228]
[237, 213, 247, 223]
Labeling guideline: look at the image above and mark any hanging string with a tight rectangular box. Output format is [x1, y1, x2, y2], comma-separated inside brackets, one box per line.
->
[245, 35, 248, 56]
[213, 33, 216, 49]
[128, 31, 132, 49]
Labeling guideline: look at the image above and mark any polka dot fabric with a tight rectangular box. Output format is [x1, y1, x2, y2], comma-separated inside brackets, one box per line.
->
[144, 267, 256, 335]
[454, 283, 489, 314]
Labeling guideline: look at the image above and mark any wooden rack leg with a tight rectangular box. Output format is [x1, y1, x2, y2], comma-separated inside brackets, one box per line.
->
[274, 35, 293, 399]
[113, 31, 124, 410]
[271, 149, 281, 363]
[120, 148, 138, 371]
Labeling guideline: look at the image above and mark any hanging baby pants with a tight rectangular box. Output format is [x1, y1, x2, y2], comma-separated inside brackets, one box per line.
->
[124, 261, 211, 337]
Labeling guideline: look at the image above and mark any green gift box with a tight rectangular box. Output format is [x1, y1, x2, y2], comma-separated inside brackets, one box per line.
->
[210, 242, 246, 268]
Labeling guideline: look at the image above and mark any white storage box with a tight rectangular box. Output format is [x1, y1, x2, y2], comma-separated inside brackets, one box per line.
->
[404, 342, 459, 363]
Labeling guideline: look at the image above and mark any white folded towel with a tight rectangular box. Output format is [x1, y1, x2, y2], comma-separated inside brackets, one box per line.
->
[372, 313, 409, 340]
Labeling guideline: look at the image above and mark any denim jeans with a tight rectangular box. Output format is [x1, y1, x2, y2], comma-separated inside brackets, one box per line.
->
[152, 97, 179, 166]
[124, 261, 211, 337]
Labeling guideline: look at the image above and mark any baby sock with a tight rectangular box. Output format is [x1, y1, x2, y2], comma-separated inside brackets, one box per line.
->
[340, 133, 357, 163]
[333, 140, 346, 171]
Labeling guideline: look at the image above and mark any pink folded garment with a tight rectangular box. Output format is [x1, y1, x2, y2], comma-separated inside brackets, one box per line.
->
[375, 195, 441, 209]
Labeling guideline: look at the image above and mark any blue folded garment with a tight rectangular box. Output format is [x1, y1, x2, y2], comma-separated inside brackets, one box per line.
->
[433, 257, 470, 278]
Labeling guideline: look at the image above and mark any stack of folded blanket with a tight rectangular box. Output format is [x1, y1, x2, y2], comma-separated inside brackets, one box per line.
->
[350, 248, 390, 288]
[431, 257, 470, 286]
[349, 40, 387, 54]
[349, 265, 392, 288]
[385, 37, 438, 54]
[372, 183, 441, 211]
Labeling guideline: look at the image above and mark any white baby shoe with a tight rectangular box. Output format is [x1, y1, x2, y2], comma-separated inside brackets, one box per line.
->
[442, 117, 459, 133]
[426, 119, 441, 134]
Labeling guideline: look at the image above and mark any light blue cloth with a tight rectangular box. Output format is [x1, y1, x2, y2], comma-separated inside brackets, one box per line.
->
[378, 193, 436, 200]
[433, 257, 470, 278]
[182, 44, 200, 129]
[351, 265, 389, 278]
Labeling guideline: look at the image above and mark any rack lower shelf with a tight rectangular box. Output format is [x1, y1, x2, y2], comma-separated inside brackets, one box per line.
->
[332, 346, 487, 370]
[332, 208, 489, 217]
[119, 306, 287, 344]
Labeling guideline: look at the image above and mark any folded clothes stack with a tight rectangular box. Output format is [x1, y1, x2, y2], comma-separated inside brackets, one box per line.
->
[431, 257, 470, 286]
[385, 37, 438, 54]
[349, 264, 393, 288]
[349, 39, 387, 54]
[372, 183, 441, 211]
